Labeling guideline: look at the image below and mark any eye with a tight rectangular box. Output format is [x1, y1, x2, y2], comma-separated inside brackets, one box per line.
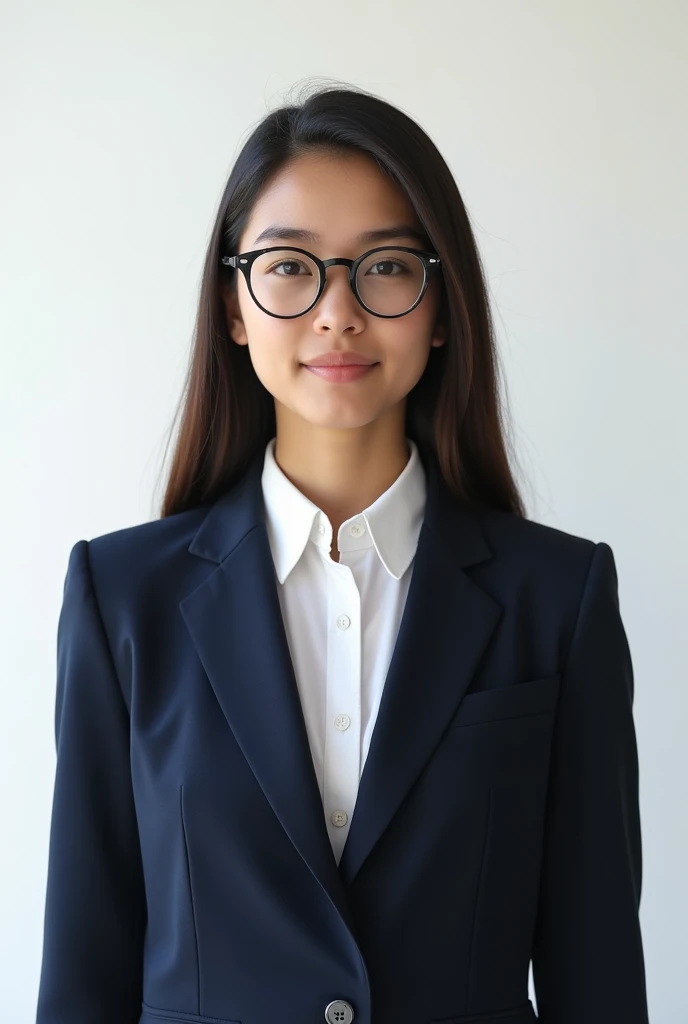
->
[365, 259, 407, 276]
[267, 259, 313, 277]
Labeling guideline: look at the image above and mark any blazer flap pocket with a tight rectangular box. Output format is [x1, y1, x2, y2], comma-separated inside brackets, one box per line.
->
[141, 1002, 241, 1023]
[448, 674, 560, 730]
[430, 998, 537, 1022]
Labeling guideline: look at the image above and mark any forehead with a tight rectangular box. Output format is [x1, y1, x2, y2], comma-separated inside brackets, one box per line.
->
[239, 150, 424, 251]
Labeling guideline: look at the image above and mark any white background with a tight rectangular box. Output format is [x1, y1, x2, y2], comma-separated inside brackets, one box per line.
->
[1, 1, 686, 1020]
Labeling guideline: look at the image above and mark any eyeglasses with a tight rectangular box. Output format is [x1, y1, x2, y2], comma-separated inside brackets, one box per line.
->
[221, 245, 442, 319]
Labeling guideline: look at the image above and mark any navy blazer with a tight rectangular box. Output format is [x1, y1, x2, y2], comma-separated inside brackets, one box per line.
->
[36, 448, 649, 1024]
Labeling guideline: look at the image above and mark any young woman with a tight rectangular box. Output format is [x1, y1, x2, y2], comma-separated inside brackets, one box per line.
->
[36, 84, 650, 1024]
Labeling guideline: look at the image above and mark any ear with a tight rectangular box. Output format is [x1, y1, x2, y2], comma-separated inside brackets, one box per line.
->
[221, 282, 249, 347]
[430, 286, 448, 348]
[430, 319, 447, 348]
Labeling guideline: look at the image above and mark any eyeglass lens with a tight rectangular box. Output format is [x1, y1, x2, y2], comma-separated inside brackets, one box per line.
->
[249, 249, 426, 316]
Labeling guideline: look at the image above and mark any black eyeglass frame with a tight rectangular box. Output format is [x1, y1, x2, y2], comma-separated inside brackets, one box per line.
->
[220, 245, 443, 320]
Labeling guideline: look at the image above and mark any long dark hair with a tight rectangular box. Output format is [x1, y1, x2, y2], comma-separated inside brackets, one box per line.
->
[158, 80, 527, 519]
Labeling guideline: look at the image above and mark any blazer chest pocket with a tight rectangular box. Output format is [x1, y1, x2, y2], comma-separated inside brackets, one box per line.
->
[447, 673, 561, 731]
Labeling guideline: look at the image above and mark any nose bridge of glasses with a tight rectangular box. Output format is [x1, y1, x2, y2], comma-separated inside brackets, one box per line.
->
[321, 256, 356, 287]
[319, 257, 358, 299]
[322, 257, 355, 270]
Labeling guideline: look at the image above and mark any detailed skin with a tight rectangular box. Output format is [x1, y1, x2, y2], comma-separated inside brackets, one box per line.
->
[222, 150, 446, 558]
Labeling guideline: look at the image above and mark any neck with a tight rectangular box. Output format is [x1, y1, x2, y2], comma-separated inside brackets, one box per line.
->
[272, 406, 410, 531]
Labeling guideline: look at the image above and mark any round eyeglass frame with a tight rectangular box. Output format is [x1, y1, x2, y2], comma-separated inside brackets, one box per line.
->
[220, 245, 443, 320]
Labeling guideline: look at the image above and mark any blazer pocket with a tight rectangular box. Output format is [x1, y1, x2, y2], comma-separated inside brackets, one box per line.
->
[447, 674, 560, 730]
[430, 997, 536, 1022]
[141, 1002, 241, 1024]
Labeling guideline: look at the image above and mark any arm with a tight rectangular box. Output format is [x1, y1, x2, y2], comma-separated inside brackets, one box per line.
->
[36, 540, 146, 1024]
[531, 541, 649, 1023]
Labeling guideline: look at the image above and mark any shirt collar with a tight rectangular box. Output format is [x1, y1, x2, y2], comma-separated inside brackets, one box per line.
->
[261, 435, 427, 584]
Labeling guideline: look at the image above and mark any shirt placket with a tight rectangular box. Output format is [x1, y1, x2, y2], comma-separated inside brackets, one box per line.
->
[322, 557, 362, 863]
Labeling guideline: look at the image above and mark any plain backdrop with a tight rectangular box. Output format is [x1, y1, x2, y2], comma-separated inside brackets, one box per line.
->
[1, 1, 686, 1021]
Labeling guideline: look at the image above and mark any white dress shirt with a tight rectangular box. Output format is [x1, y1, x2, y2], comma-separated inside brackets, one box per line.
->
[260, 435, 427, 864]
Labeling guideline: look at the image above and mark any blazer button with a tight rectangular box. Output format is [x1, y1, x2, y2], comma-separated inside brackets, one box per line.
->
[324, 999, 354, 1023]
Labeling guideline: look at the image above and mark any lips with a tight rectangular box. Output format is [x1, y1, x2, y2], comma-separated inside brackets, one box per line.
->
[303, 364, 378, 383]
[302, 350, 377, 367]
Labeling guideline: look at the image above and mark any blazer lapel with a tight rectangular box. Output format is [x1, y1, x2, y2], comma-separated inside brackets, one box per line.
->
[179, 446, 501, 920]
[338, 459, 500, 886]
[179, 451, 355, 929]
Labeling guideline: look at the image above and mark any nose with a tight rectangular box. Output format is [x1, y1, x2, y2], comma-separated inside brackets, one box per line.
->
[311, 264, 365, 332]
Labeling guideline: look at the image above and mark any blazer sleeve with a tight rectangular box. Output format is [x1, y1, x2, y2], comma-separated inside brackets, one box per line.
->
[36, 539, 146, 1024]
[530, 541, 649, 1023]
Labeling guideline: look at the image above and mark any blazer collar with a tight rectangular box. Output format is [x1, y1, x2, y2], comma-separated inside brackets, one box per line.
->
[180, 441, 500, 932]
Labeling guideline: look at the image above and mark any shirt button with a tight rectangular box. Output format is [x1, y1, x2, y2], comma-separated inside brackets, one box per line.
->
[318, 523, 327, 535]
[348, 522, 365, 537]
[336, 614, 351, 630]
[331, 810, 348, 827]
[334, 714, 351, 731]
[325, 1000, 355, 1024]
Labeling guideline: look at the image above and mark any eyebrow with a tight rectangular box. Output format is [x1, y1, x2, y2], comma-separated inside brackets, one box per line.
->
[251, 223, 430, 248]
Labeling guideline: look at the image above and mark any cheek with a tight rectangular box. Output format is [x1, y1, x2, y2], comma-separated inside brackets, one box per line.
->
[392, 341, 435, 392]
[244, 321, 301, 389]
[382, 314, 436, 372]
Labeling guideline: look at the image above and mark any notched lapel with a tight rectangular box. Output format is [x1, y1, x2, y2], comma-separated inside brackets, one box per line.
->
[179, 455, 355, 930]
[338, 471, 500, 886]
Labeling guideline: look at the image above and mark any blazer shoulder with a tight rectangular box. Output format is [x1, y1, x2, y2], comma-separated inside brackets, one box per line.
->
[63, 502, 215, 618]
[473, 504, 610, 606]
[87, 503, 210, 567]
[471, 509, 624, 673]
[479, 504, 599, 559]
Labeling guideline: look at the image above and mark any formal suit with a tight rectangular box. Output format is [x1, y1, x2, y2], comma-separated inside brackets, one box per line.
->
[35, 439, 649, 1024]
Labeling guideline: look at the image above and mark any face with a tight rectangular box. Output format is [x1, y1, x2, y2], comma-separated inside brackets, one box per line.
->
[222, 150, 446, 435]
